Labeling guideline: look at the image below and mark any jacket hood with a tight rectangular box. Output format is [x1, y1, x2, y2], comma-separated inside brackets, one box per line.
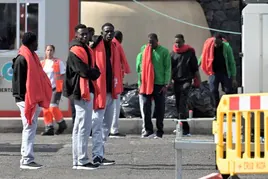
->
[69, 39, 85, 49]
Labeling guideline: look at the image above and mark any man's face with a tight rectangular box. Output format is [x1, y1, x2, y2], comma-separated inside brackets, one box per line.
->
[175, 38, 184, 48]
[148, 36, 158, 49]
[214, 38, 223, 48]
[76, 28, 88, 44]
[32, 40, 38, 51]
[102, 26, 114, 42]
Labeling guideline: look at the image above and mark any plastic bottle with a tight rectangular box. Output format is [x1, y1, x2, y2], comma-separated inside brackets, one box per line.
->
[176, 121, 183, 140]
[189, 110, 193, 119]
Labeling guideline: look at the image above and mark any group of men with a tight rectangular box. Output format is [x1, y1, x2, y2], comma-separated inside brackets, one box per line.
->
[136, 33, 237, 137]
[11, 20, 237, 170]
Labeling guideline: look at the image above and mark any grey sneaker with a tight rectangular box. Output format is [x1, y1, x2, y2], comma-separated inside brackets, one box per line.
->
[20, 162, 42, 169]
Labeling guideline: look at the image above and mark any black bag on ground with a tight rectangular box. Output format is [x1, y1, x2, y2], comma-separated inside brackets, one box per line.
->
[121, 89, 141, 118]
[187, 81, 215, 117]
[164, 94, 178, 118]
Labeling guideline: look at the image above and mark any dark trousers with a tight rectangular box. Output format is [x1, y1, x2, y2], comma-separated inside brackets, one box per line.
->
[208, 73, 233, 108]
[174, 82, 191, 134]
[70, 99, 76, 124]
[142, 85, 165, 136]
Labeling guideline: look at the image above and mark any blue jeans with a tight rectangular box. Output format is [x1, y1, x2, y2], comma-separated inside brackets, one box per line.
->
[208, 73, 233, 107]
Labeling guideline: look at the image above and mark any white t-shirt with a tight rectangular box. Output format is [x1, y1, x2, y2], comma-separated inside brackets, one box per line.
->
[42, 59, 66, 89]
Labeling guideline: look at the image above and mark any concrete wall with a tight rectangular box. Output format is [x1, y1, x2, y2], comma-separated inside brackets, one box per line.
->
[81, 0, 211, 84]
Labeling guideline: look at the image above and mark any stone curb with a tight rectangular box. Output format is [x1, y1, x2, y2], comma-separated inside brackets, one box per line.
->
[0, 118, 213, 135]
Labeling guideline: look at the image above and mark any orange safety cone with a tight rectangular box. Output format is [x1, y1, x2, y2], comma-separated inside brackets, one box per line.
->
[198, 173, 223, 179]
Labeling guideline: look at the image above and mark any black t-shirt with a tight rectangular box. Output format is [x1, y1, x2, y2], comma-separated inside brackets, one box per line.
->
[104, 42, 112, 93]
[213, 46, 227, 74]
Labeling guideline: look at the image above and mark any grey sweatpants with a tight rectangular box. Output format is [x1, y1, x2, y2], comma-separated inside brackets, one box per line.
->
[139, 94, 155, 134]
[92, 93, 114, 159]
[72, 93, 94, 166]
[110, 94, 120, 134]
[16, 101, 41, 165]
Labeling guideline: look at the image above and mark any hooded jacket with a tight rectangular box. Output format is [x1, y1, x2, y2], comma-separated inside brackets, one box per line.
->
[63, 39, 100, 100]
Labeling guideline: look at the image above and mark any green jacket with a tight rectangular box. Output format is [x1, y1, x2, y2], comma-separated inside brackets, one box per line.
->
[136, 45, 171, 87]
[198, 42, 236, 77]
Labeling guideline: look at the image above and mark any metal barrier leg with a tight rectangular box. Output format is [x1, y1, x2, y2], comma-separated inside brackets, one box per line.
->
[175, 148, 182, 179]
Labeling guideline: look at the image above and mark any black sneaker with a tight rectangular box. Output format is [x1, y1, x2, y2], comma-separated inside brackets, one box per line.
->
[20, 162, 42, 169]
[41, 126, 54, 136]
[102, 158, 115, 166]
[55, 120, 67, 135]
[109, 133, 126, 138]
[141, 131, 155, 138]
[93, 156, 102, 166]
[154, 134, 163, 139]
[76, 162, 98, 170]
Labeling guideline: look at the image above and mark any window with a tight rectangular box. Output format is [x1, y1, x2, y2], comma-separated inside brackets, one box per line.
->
[20, 3, 39, 46]
[0, 3, 16, 50]
[0, 0, 43, 53]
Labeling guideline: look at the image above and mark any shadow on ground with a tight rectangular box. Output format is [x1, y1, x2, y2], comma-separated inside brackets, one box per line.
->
[0, 143, 64, 153]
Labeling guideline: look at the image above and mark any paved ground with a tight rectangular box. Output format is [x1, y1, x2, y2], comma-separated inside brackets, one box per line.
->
[0, 134, 266, 179]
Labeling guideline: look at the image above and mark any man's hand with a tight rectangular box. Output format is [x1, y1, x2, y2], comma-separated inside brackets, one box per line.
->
[89, 67, 101, 81]
[159, 85, 168, 94]
[232, 78, 238, 88]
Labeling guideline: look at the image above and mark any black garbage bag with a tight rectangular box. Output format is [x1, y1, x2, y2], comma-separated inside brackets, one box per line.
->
[121, 89, 141, 118]
[120, 84, 138, 118]
[121, 84, 138, 96]
[187, 81, 215, 117]
[164, 95, 178, 118]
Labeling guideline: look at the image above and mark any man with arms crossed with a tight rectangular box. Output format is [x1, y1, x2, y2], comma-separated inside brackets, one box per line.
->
[64, 24, 100, 170]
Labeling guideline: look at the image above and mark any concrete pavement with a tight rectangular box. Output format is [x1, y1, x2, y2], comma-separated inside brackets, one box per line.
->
[0, 134, 267, 179]
[0, 134, 217, 179]
[0, 117, 213, 135]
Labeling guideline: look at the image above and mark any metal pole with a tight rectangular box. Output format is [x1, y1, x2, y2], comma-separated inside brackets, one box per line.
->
[175, 149, 182, 179]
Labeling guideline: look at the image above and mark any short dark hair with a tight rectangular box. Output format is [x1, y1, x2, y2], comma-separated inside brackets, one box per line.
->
[87, 27, 95, 33]
[101, 23, 114, 30]
[22, 32, 37, 47]
[75, 24, 87, 32]
[114, 30, 123, 40]
[214, 33, 224, 40]
[148, 33, 158, 41]
[175, 34, 184, 40]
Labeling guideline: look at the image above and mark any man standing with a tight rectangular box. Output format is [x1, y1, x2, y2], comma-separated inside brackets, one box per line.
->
[91, 23, 121, 166]
[171, 34, 201, 136]
[199, 34, 237, 107]
[12, 32, 52, 169]
[71, 26, 96, 125]
[136, 33, 171, 138]
[109, 30, 131, 138]
[63, 24, 100, 170]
